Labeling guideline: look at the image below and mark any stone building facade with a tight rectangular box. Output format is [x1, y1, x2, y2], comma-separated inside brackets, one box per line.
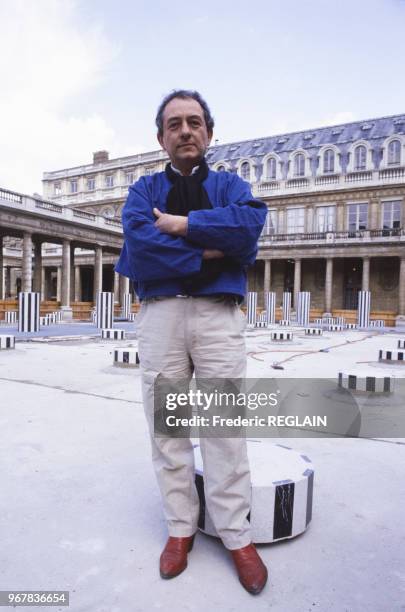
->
[4, 113, 405, 322]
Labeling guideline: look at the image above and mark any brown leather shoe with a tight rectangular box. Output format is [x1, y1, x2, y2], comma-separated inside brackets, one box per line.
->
[159, 535, 195, 579]
[230, 543, 268, 595]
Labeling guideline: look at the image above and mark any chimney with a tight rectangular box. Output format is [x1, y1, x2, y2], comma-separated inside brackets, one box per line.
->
[93, 150, 109, 164]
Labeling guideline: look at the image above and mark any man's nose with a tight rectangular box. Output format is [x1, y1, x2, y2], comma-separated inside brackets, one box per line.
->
[180, 120, 191, 138]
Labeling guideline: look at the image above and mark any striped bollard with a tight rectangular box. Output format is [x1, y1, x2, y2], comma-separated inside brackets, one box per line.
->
[264, 292, 276, 326]
[113, 348, 140, 367]
[122, 293, 132, 319]
[102, 329, 126, 340]
[345, 323, 358, 330]
[18, 292, 40, 332]
[370, 320, 384, 328]
[398, 340, 405, 349]
[357, 291, 371, 328]
[378, 350, 405, 364]
[96, 292, 113, 329]
[282, 292, 291, 323]
[296, 292, 310, 326]
[246, 292, 257, 328]
[0, 335, 15, 349]
[5, 311, 18, 324]
[338, 372, 393, 393]
[39, 316, 50, 326]
[128, 313, 137, 322]
[271, 331, 293, 341]
[305, 328, 322, 336]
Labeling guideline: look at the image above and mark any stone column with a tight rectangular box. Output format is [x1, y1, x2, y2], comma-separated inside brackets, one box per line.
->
[4, 266, 10, 298]
[32, 240, 42, 296]
[370, 198, 379, 230]
[277, 209, 285, 234]
[22, 231, 33, 292]
[398, 257, 405, 317]
[74, 266, 81, 302]
[93, 246, 103, 301]
[306, 206, 314, 233]
[70, 245, 75, 303]
[113, 271, 120, 303]
[119, 274, 130, 308]
[336, 202, 345, 232]
[61, 239, 72, 320]
[263, 260, 271, 306]
[0, 236, 3, 300]
[362, 257, 370, 292]
[324, 258, 333, 315]
[41, 267, 45, 299]
[56, 267, 62, 302]
[293, 258, 301, 308]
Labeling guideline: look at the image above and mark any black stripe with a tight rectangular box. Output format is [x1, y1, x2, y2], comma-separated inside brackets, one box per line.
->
[304, 469, 314, 526]
[194, 473, 205, 530]
[366, 377, 375, 392]
[273, 482, 294, 539]
[348, 375, 357, 390]
[383, 378, 391, 392]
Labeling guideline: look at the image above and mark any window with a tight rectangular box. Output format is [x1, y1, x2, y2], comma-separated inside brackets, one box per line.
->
[388, 140, 401, 166]
[316, 206, 336, 232]
[216, 165, 225, 172]
[125, 171, 134, 185]
[87, 177, 95, 191]
[354, 145, 367, 171]
[267, 157, 277, 180]
[105, 175, 114, 188]
[348, 203, 368, 231]
[323, 149, 335, 174]
[383, 200, 401, 229]
[54, 183, 61, 196]
[264, 209, 277, 235]
[241, 161, 250, 181]
[70, 180, 78, 194]
[287, 208, 305, 233]
[293, 153, 305, 177]
[103, 207, 114, 218]
[144, 167, 154, 176]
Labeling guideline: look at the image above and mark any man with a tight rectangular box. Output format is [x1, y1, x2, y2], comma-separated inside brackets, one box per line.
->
[115, 90, 268, 594]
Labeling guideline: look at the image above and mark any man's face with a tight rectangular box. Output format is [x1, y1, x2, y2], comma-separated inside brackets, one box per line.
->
[157, 97, 213, 174]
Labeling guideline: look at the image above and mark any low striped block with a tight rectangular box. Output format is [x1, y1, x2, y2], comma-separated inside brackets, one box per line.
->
[345, 323, 358, 330]
[338, 372, 393, 393]
[398, 340, 405, 349]
[113, 348, 139, 367]
[102, 329, 126, 340]
[128, 313, 137, 322]
[378, 350, 405, 364]
[327, 324, 343, 331]
[322, 317, 335, 325]
[304, 328, 322, 336]
[370, 320, 385, 328]
[271, 331, 293, 341]
[278, 320, 290, 326]
[255, 321, 267, 328]
[5, 311, 17, 324]
[39, 316, 50, 326]
[194, 441, 313, 544]
[314, 318, 323, 325]
[0, 335, 15, 349]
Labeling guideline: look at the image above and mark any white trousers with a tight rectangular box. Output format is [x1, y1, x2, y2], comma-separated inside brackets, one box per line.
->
[137, 295, 252, 550]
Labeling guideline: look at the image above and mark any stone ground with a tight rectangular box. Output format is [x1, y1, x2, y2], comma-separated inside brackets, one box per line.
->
[0, 321, 404, 612]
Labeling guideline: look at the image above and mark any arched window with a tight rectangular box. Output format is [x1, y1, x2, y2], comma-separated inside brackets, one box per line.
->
[216, 165, 225, 172]
[354, 145, 367, 171]
[294, 153, 305, 177]
[267, 157, 277, 180]
[388, 140, 401, 166]
[323, 149, 335, 174]
[241, 161, 250, 181]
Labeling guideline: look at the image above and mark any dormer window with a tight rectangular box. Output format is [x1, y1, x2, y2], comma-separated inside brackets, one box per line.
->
[240, 161, 251, 181]
[294, 153, 305, 177]
[354, 145, 367, 171]
[323, 149, 335, 174]
[388, 139, 401, 166]
[267, 157, 277, 180]
[216, 165, 225, 172]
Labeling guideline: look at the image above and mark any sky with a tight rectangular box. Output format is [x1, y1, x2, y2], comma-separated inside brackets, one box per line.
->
[0, 0, 404, 195]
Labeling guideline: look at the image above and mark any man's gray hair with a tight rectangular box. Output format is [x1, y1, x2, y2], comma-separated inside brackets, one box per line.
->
[155, 89, 215, 136]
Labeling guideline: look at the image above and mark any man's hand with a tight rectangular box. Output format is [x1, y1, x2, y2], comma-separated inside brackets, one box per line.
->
[153, 208, 188, 236]
[202, 249, 225, 259]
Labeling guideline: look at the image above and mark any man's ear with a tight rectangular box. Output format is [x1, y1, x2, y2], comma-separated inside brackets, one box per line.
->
[207, 130, 213, 146]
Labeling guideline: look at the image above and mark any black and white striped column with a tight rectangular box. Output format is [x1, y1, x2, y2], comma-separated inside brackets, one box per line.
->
[246, 292, 257, 327]
[102, 329, 126, 340]
[122, 293, 132, 319]
[113, 348, 140, 367]
[5, 311, 17, 324]
[18, 292, 40, 332]
[264, 292, 276, 326]
[357, 291, 371, 328]
[282, 292, 291, 323]
[296, 292, 310, 326]
[95, 292, 114, 329]
[0, 335, 15, 349]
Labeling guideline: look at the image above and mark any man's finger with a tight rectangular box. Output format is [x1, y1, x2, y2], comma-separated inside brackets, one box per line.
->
[153, 207, 162, 218]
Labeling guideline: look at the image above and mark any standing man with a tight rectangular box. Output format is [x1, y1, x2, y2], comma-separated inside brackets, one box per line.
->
[116, 90, 268, 595]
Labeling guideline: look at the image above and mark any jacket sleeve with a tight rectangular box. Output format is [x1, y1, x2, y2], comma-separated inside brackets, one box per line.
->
[186, 174, 267, 265]
[121, 178, 204, 282]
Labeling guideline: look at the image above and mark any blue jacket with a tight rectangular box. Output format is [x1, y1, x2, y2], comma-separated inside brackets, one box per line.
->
[115, 168, 267, 301]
